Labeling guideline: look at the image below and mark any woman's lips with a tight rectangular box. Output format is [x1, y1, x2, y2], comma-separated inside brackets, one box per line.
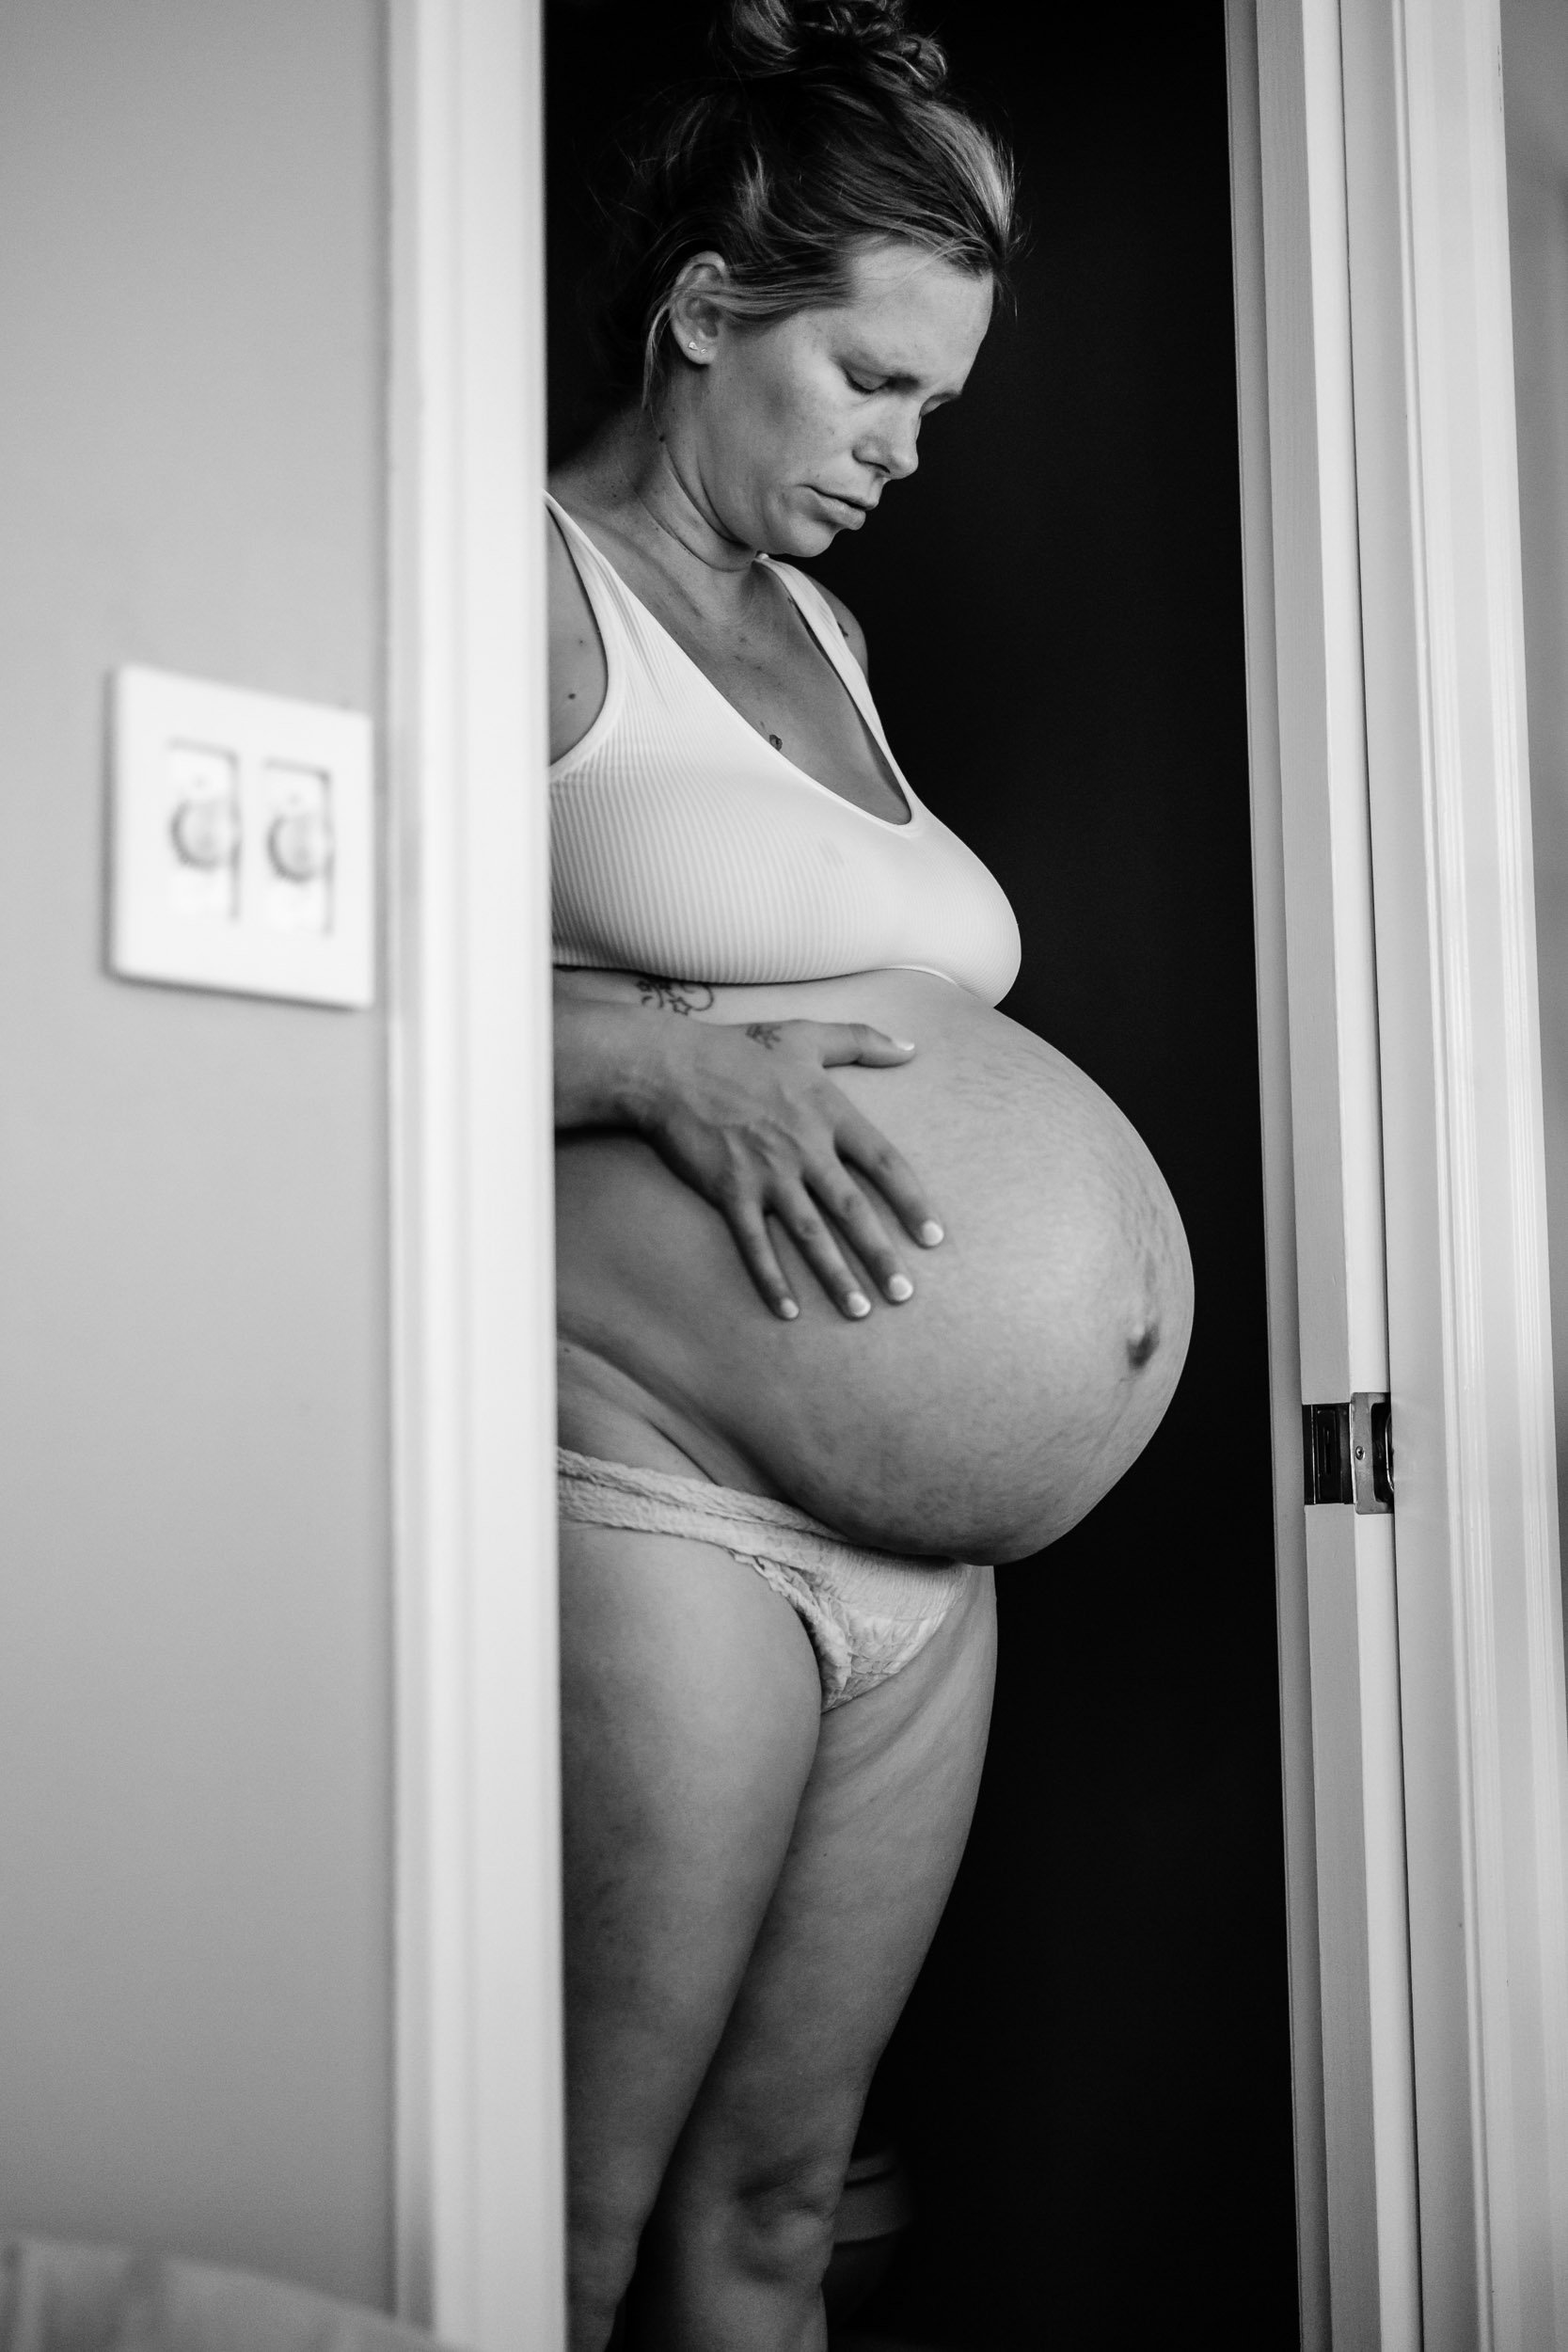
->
[811, 488, 871, 526]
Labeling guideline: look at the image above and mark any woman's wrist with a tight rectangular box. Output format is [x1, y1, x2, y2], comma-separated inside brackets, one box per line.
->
[554, 995, 684, 1134]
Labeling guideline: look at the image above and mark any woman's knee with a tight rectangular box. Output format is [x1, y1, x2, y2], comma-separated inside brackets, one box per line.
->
[650, 2141, 848, 2300]
[724, 2185, 839, 2304]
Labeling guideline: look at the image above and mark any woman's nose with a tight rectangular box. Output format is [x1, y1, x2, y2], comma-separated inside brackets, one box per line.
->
[860, 410, 921, 482]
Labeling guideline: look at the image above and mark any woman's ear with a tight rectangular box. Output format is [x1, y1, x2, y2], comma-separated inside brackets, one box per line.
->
[666, 252, 731, 366]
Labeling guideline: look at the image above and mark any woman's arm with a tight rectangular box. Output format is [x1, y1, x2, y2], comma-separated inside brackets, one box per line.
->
[548, 508, 609, 763]
[555, 974, 944, 1321]
[546, 520, 937, 1318]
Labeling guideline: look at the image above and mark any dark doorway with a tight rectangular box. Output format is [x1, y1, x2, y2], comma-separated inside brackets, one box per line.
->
[545, 8, 1298, 2344]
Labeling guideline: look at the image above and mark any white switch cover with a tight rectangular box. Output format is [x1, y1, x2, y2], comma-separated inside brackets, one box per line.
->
[110, 665, 374, 1008]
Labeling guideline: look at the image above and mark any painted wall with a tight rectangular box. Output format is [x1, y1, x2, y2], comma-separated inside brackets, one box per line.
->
[0, 0, 392, 2308]
[1505, 0, 1568, 1542]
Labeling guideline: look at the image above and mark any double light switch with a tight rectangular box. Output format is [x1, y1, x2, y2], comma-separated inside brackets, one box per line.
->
[110, 666, 374, 1008]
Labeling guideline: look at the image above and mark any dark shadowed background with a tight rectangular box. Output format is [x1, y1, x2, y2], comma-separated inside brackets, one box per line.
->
[546, 6, 1299, 2344]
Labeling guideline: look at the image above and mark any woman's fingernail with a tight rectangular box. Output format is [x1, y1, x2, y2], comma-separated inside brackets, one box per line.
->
[886, 1274, 914, 1301]
[919, 1220, 944, 1247]
[891, 1037, 917, 1051]
[778, 1295, 800, 1320]
[845, 1290, 872, 1318]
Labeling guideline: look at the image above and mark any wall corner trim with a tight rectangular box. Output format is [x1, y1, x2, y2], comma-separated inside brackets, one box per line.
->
[387, 1, 564, 2344]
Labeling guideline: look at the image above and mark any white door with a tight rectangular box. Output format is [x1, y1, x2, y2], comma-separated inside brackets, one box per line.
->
[1229, 5, 1419, 2339]
[1229, 1, 1568, 2346]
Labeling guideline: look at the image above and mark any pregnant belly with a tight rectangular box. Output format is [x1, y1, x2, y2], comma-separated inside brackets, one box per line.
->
[556, 970, 1193, 1563]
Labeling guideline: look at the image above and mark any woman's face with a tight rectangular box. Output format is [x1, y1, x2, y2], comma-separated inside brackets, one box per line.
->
[667, 238, 996, 558]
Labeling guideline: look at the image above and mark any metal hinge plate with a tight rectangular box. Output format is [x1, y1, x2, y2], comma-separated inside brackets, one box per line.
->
[1303, 1392, 1394, 1513]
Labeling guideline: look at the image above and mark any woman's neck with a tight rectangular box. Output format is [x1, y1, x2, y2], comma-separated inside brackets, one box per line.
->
[560, 410, 766, 626]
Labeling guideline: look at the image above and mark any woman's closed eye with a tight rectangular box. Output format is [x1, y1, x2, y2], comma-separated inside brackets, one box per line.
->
[845, 369, 960, 420]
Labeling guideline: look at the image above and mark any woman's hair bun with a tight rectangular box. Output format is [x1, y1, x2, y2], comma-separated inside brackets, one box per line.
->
[585, 0, 1020, 410]
[714, 0, 948, 94]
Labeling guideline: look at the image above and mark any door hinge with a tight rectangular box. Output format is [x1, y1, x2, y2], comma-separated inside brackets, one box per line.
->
[1303, 1392, 1393, 1513]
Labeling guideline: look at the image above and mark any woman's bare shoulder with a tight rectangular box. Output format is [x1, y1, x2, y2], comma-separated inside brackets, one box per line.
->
[807, 580, 870, 678]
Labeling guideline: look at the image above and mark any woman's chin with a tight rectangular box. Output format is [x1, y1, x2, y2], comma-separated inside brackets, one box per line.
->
[760, 495, 851, 558]
[767, 519, 838, 558]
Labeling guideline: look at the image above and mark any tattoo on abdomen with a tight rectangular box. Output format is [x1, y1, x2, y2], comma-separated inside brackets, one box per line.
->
[635, 975, 716, 1015]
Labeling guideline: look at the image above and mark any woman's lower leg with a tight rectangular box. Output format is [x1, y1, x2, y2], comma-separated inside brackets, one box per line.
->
[623, 2170, 843, 2352]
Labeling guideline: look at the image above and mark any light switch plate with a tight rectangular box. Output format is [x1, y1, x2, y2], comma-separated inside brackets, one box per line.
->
[109, 665, 375, 1008]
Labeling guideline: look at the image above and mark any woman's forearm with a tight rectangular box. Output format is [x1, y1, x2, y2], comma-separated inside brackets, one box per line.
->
[554, 992, 677, 1133]
[552, 972, 938, 1317]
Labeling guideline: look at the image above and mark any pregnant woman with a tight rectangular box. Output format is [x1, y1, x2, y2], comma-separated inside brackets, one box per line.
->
[550, 5, 1194, 2344]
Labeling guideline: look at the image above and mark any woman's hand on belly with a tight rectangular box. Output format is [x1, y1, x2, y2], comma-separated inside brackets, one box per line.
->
[554, 969, 945, 1321]
[559, 970, 1196, 1560]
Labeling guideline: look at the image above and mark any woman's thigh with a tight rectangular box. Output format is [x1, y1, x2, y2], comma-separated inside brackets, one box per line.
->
[561, 1518, 823, 2280]
[641, 1566, 998, 2263]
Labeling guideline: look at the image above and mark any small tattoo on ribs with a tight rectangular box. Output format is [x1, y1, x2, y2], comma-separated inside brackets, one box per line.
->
[635, 975, 715, 1016]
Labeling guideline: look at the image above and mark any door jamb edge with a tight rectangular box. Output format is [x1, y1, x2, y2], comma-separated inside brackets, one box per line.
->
[387, 2, 565, 2344]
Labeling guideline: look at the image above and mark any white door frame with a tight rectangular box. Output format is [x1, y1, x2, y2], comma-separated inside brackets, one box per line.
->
[1227, 5, 1417, 2338]
[1230, 0, 1568, 2344]
[384, 1, 1568, 2344]
[1343, 0, 1568, 2340]
[387, 1, 564, 2345]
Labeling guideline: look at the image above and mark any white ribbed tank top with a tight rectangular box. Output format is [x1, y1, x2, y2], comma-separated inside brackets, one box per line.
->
[547, 494, 1022, 1007]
